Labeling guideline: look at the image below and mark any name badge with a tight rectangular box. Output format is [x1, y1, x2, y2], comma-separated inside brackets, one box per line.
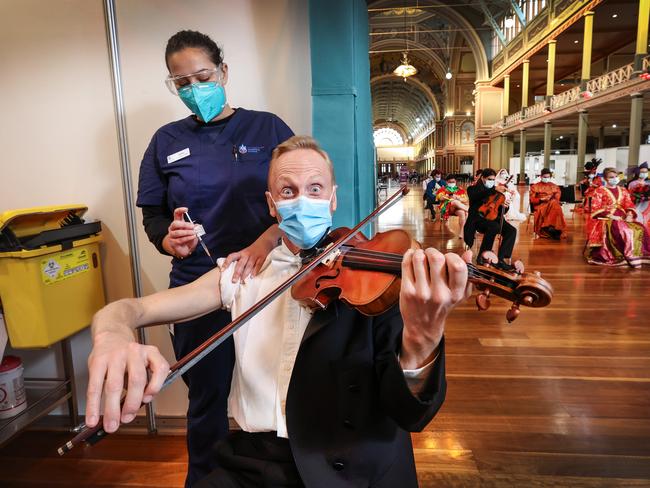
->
[167, 148, 190, 164]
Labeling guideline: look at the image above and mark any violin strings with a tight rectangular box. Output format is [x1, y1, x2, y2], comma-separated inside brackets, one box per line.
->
[339, 248, 517, 288]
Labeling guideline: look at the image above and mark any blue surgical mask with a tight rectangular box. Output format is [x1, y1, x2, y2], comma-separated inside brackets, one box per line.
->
[274, 195, 333, 249]
[178, 81, 226, 122]
[541, 177, 551, 183]
[484, 180, 496, 189]
[608, 177, 619, 186]
[639, 172, 648, 180]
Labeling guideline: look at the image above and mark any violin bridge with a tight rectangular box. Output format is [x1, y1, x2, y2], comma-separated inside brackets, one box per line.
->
[320, 249, 341, 267]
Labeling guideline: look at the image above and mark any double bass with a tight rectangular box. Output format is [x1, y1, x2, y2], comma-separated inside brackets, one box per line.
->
[57, 186, 553, 455]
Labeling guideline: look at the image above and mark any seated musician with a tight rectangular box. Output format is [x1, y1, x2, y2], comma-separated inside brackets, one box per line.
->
[85, 136, 471, 488]
[585, 166, 650, 268]
[529, 168, 567, 240]
[463, 168, 517, 271]
[436, 174, 468, 239]
[579, 159, 604, 208]
[424, 169, 446, 221]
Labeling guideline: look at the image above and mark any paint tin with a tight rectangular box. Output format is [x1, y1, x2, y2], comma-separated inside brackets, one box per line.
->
[0, 355, 27, 419]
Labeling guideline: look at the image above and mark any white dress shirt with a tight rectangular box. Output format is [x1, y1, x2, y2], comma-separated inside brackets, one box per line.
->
[218, 241, 436, 438]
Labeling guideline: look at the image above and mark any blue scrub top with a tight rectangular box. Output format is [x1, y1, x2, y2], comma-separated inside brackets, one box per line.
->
[136, 108, 294, 286]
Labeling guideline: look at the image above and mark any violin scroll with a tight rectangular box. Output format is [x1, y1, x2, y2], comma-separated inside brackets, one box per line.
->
[469, 263, 553, 322]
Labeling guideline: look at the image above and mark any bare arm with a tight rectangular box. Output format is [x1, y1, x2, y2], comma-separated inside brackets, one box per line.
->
[86, 267, 223, 433]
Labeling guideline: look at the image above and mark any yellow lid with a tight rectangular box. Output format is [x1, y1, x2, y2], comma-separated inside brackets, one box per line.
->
[0, 205, 88, 239]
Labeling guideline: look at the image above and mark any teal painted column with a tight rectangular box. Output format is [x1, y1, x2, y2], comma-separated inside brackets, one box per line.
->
[309, 0, 375, 229]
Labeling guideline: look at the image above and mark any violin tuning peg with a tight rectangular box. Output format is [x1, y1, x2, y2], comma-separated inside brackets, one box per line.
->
[506, 303, 521, 323]
[534, 271, 541, 277]
[476, 290, 491, 311]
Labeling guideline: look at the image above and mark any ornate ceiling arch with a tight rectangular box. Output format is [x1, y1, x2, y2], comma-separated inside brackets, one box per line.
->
[368, 0, 489, 81]
[371, 75, 439, 137]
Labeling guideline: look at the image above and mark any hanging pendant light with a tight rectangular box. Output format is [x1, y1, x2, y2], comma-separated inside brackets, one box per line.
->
[394, 2, 417, 81]
[394, 51, 418, 80]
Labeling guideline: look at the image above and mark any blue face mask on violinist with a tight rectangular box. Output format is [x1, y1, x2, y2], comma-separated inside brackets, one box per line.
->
[178, 81, 226, 122]
[274, 195, 333, 249]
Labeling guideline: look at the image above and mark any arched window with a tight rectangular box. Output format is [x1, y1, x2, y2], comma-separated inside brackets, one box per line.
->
[373, 127, 404, 147]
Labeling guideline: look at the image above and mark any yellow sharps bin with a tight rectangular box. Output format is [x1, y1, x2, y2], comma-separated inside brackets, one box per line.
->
[0, 205, 106, 348]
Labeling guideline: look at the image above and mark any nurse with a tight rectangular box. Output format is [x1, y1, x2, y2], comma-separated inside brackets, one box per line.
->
[136, 30, 293, 487]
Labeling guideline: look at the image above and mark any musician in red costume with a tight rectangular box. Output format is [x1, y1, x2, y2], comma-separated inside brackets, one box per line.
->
[529, 168, 567, 239]
[585, 167, 650, 268]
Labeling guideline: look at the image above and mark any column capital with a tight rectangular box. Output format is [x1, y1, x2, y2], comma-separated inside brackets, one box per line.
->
[584, 10, 595, 17]
[548, 39, 557, 45]
[522, 59, 530, 64]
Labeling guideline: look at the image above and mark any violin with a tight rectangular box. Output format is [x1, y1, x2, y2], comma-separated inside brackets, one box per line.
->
[292, 227, 553, 322]
[57, 185, 552, 455]
[478, 175, 514, 221]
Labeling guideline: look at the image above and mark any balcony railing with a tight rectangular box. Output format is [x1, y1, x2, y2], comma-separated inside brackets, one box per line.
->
[504, 111, 521, 127]
[523, 101, 546, 118]
[493, 55, 649, 131]
[585, 63, 634, 95]
[550, 86, 580, 110]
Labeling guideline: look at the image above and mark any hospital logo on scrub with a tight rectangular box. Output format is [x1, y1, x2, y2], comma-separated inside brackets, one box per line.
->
[238, 144, 264, 154]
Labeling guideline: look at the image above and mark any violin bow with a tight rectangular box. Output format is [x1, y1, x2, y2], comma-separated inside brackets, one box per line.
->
[58, 185, 410, 455]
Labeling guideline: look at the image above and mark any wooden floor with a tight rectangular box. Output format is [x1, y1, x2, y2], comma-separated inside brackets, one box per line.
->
[1, 186, 649, 487]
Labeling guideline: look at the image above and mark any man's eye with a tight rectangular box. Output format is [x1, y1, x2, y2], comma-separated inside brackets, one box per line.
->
[309, 185, 322, 194]
[280, 188, 294, 197]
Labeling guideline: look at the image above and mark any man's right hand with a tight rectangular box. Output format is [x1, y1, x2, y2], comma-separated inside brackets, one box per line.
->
[163, 207, 199, 259]
[496, 183, 507, 193]
[85, 328, 170, 434]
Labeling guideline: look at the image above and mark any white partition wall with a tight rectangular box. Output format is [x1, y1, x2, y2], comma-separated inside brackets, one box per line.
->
[0, 0, 312, 418]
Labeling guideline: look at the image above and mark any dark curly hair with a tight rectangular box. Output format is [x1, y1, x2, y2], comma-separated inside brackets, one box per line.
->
[481, 168, 496, 178]
[165, 30, 223, 70]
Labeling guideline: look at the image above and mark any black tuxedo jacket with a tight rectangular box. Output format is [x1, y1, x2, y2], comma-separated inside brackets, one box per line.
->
[464, 181, 502, 247]
[285, 301, 446, 488]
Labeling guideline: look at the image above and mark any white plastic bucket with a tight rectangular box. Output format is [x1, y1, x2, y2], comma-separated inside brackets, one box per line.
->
[0, 355, 27, 419]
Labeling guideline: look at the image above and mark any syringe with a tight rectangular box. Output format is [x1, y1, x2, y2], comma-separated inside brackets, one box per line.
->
[183, 211, 215, 264]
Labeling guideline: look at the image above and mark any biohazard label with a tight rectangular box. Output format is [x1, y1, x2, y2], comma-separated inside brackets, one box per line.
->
[41, 248, 90, 285]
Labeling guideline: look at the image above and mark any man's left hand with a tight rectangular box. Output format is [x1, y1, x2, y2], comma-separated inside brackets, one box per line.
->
[399, 248, 472, 370]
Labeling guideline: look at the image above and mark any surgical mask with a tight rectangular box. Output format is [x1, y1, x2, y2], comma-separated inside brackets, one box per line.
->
[484, 180, 496, 189]
[541, 177, 551, 183]
[588, 173, 596, 179]
[274, 195, 333, 249]
[434, 176, 441, 181]
[607, 177, 619, 186]
[447, 185, 457, 191]
[640, 172, 648, 180]
[178, 81, 226, 122]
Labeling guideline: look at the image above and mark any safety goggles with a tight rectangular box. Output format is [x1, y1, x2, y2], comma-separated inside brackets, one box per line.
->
[165, 67, 223, 95]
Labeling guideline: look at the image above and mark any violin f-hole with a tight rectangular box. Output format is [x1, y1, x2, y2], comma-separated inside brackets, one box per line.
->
[314, 268, 340, 289]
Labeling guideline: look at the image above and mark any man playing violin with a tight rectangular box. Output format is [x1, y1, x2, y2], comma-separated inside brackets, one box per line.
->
[463, 168, 517, 271]
[85, 135, 472, 488]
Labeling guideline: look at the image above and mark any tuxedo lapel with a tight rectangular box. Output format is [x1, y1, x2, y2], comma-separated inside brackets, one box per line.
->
[301, 303, 339, 345]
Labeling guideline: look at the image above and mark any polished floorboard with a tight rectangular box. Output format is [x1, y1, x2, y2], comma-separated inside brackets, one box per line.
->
[1, 186, 649, 487]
